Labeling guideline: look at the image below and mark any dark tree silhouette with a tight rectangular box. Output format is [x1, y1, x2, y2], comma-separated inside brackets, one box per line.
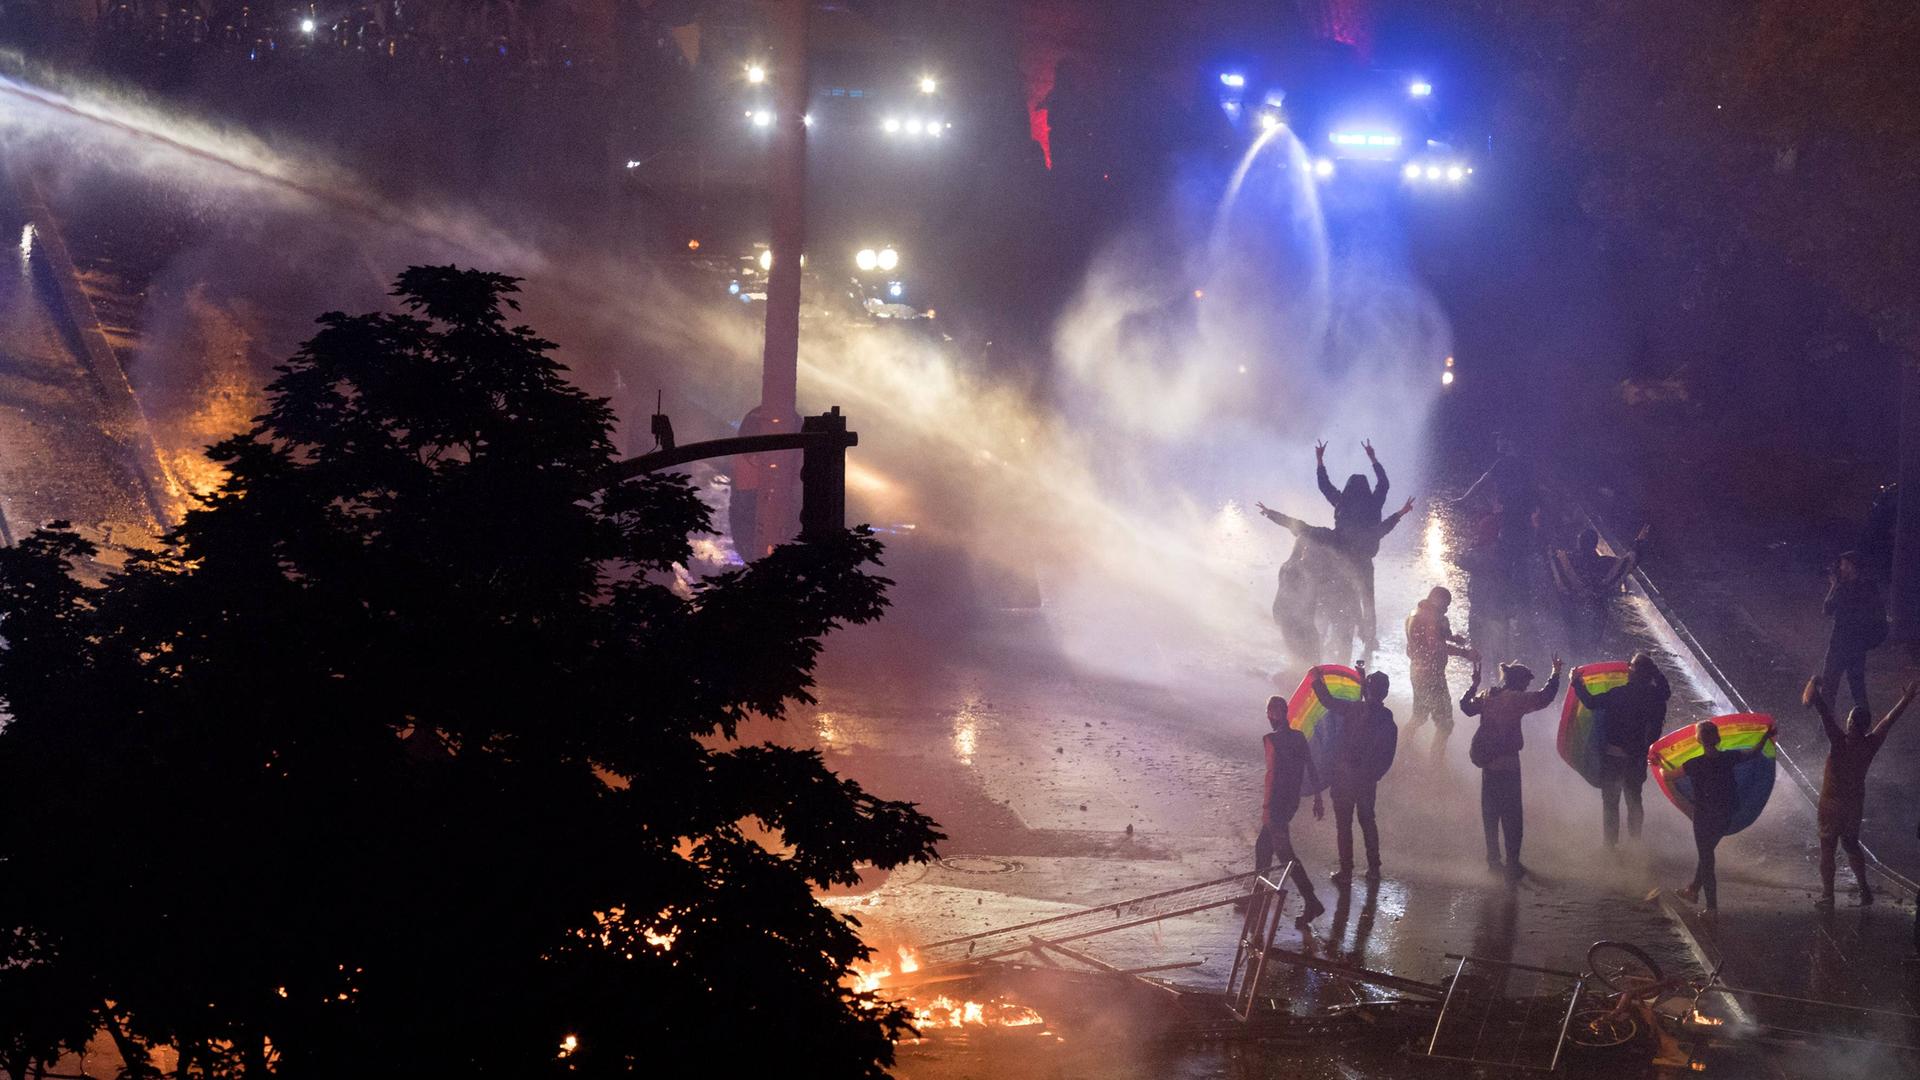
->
[0, 266, 941, 1078]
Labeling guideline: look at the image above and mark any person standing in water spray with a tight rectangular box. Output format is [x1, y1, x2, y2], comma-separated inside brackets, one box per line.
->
[1317, 440, 1391, 654]
[1461, 657, 1564, 882]
[1255, 695, 1328, 927]
[1672, 719, 1776, 912]
[1802, 675, 1917, 906]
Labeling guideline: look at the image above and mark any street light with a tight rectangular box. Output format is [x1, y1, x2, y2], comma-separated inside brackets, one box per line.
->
[919, 75, 937, 94]
[300, 17, 315, 33]
[746, 64, 767, 84]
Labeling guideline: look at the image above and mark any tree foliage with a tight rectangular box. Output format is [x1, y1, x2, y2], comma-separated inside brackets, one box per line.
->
[0, 266, 941, 1077]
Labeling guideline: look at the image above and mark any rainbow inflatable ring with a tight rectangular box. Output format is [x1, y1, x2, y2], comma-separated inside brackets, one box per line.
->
[1286, 665, 1361, 794]
[1558, 661, 1631, 789]
[1648, 714, 1778, 835]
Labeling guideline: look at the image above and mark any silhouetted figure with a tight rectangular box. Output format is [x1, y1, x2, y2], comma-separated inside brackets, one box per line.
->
[1405, 586, 1477, 749]
[1256, 696, 1328, 927]
[1574, 652, 1670, 847]
[1459, 432, 1540, 652]
[1258, 497, 1415, 660]
[1862, 483, 1898, 585]
[1317, 439, 1390, 651]
[1272, 546, 1321, 660]
[1550, 525, 1649, 651]
[1462, 657, 1564, 881]
[1804, 676, 1916, 905]
[1311, 663, 1398, 885]
[1674, 720, 1776, 912]
[1459, 493, 1511, 659]
[1822, 551, 1888, 719]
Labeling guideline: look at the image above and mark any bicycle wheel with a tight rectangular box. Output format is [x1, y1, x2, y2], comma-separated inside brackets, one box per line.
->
[1587, 940, 1665, 998]
[1565, 1006, 1640, 1049]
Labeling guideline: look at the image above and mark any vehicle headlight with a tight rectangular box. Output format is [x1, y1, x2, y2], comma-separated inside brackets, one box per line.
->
[1313, 158, 1334, 178]
[1403, 162, 1422, 181]
[1447, 165, 1465, 182]
[877, 248, 899, 271]
[856, 249, 879, 272]
[882, 118, 901, 134]
[1425, 165, 1441, 181]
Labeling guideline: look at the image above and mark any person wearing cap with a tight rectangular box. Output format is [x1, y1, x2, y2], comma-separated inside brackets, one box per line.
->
[1461, 656, 1564, 881]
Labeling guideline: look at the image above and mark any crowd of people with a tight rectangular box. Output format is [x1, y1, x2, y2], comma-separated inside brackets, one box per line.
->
[1253, 436, 1912, 933]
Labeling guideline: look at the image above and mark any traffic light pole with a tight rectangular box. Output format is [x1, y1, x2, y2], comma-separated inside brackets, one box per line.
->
[729, 0, 810, 560]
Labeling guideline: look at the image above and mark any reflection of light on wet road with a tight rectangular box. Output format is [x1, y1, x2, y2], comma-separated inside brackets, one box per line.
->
[1423, 512, 1451, 583]
[951, 703, 978, 765]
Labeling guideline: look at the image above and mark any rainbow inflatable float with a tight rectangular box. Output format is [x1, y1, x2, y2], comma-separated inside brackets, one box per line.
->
[1647, 714, 1778, 835]
[1286, 665, 1362, 793]
[1558, 661, 1632, 789]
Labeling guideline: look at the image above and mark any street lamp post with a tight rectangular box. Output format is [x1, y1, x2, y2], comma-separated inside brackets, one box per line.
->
[730, 0, 810, 560]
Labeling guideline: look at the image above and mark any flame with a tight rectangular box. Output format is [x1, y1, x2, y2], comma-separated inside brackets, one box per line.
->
[558, 1034, 579, 1059]
[845, 944, 1048, 1037]
[1689, 1009, 1725, 1027]
[910, 995, 1045, 1030]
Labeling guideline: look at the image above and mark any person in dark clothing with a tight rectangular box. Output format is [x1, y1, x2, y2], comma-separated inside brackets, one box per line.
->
[1405, 586, 1478, 750]
[1822, 552, 1888, 719]
[1862, 483, 1898, 585]
[1258, 497, 1416, 659]
[1317, 439, 1390, 652]
[1803, 675, 1917, 905]
[1257, 695, 1329, 926]
[1674, 720, 1776, 911]
[1310, 663, 1399, 885]
[1573, 652, 1670, 847]
[1461, 657, 1564, 881]
[1551, 525, 1650, 652]
[1459, 492, 1511, 660]
[1458, 431, 1538, 571]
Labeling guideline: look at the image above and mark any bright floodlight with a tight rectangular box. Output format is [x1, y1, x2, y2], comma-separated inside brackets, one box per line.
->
[889, 283, 904, 298]
[758, 250, 773, 271]
[905, 118, 924, 135]
[1313, 158, 1334, 178]
[1403, 162, 1422, 180]
[1219, 73, 1246, 88]
[1410, 80, 1433, 97]
[1442, 369, 1454, 386]
[927, 123, 942, 139]
[746, 64, 766, 84]
[803, 113, 813, 127]
[856, 249, 879, 271]
[919, 75, 937, 94]
[1426, 165, 1442, 180]
[882, 117, 901, 134]
[877, 248, 899, 271]
[1258, 113, 1280, 131]
[1447, 165, 1465, 182]
[300, 17, 315, 33]
[751, 111, 773, 128]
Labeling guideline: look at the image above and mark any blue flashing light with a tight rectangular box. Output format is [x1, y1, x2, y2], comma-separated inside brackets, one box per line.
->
[888, 282, 904, 298]
[728, 281, 741, 295]
[1219, 72, 1246, 88]
[1410, 80, 1434, 98]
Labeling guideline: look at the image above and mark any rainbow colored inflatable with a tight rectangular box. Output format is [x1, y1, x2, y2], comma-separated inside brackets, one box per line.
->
[1287, 665, 1362, 793]
[1558, 661, 1632, 789]
[1648, 714, 1778, 835]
